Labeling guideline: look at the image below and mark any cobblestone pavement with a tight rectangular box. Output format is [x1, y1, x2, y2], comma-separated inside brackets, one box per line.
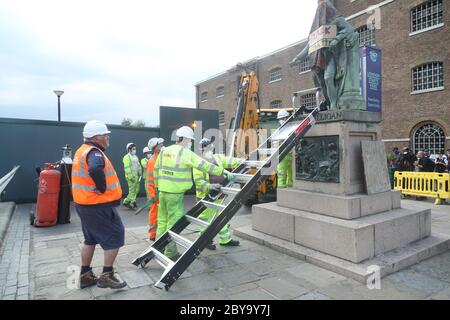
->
[0, 204, 31, 300]
[1, 197, 450, 300]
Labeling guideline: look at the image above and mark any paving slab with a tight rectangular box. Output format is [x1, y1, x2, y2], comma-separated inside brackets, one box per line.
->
[34, 285, 94, 300]
[34, 260, 69, 278]
[256, 276, 309, 300]
[202, 253, 238, 270]
[427, 285, 450, 300]
[385, 269, 450, 297]
[225, 282, 259, 295]
[229, 288, 278, 300]
[210, 265, 260, 288]
[409, 251, 450, 284]
[120, 270, 154, 289]
[179, 288, 229, 300]
[285, 263, 347, 289]
[241, 258, 286, 277]
[295, 291, 331, 300]
[105, 285, 160, 300]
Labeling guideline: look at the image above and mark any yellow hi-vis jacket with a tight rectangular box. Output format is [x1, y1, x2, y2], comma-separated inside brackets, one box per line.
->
[140, 157, 149, 173]
[154, 144, 224, 194]
[122, 153, 142, 181]
[193, 155, 242, 199]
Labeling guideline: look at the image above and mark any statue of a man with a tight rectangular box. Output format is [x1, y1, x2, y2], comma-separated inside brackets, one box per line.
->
[290, 0, 365, 111]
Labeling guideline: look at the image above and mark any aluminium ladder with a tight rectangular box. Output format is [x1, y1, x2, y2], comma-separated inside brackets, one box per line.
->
[131, 106, 320, 290]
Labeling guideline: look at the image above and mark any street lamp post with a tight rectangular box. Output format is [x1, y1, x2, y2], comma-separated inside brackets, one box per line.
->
[54, 90, 64, 122]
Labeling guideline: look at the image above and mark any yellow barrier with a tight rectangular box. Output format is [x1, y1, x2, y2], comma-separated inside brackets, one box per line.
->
[394, 171, 450, 205]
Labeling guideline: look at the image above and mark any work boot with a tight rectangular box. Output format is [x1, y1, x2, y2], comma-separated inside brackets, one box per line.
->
[97, 270, 127, 289]
[220, 239, 240, 247]
[169, 253, 182, 262]
[79, 270, 98, 289]
[206, 242, 216, 251]
[149, 237, 155, 242]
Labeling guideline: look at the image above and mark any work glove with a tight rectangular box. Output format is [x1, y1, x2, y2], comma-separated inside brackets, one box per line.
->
[210, 184, 222, 192]
[223, 170, 235, 182]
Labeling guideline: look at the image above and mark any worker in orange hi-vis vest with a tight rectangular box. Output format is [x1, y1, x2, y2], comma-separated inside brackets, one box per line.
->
[146, 137, 165, 241]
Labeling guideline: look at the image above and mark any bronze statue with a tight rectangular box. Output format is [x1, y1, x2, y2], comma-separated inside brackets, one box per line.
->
[290, 0, 365, 111]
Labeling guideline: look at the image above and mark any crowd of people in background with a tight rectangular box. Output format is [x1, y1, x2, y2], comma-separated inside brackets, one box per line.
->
[389, 147, 450, 174]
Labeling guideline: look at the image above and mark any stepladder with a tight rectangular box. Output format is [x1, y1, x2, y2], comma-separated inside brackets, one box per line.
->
[131, 107, 320, 290]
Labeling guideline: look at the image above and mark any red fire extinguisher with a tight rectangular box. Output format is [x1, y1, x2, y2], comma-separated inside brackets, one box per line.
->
[34, 163, 61, 227]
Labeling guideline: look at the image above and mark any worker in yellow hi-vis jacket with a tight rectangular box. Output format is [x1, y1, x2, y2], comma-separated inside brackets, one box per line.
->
[122, 143, 142, 209]
[154, 127, 235, 261]
[193, 138, 243, 250]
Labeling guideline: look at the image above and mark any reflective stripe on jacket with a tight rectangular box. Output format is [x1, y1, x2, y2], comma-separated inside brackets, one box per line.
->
[154, 144, 224, 194]
[72, 144, 122, 205]
[193, 154, 242, 199]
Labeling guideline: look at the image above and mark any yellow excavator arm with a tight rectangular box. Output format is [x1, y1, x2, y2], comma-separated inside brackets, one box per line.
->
[230, 71, 260, 158]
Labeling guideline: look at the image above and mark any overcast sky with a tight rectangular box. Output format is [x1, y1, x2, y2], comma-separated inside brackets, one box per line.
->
[0, 0, 317, 126]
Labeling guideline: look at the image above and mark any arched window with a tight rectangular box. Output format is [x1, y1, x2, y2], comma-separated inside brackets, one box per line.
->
[413, 122, 446, 155]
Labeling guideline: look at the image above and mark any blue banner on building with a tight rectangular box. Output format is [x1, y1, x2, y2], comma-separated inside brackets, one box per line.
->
[360, 47, 382, 113]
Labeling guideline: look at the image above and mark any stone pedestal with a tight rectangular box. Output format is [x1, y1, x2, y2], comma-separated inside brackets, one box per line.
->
[235, 111, 450, 283]
[292, 111, 382, 196]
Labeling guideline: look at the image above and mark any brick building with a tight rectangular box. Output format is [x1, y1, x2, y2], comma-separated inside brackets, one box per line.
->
[195, 0, 450, 155]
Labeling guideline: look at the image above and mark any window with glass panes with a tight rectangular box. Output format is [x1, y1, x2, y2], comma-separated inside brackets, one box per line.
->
[218, 111, 225, 126]
[270, 100, 282, 109]
[412, 62, 444, 92]
[413, 123, 446, 155]
[216, 86, 224, 98]
[357, 24, 376, 47]
[200, 91, 208, 102]
[301, 93, 317, 110]
[299, 57, 310, 73]
[269, 67, 282, 82]
[411, 0, 443, 33]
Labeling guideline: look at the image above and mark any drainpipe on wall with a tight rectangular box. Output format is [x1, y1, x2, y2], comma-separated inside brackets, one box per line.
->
[195, 85, 200, 109]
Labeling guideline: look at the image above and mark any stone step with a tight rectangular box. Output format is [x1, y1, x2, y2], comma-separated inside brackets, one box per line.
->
[277, 188, 401, 220]
[235, 225, 450, 284]
[252, 202, 431, 263]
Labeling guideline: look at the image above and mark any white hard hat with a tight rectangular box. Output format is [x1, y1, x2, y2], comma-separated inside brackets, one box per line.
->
[176, 126, 195, 140]
[142, 147, 150, 154]
[126, 142, 136, 151]
[277, 109, 290, 119]
[148, 137, 165, 150]
[83, 120, 111, 138]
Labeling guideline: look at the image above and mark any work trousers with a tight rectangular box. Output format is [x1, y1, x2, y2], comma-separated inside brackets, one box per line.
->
[277, 152, 293, 188]
[156, 192, 184, 258]
[197, 198, 232, 244]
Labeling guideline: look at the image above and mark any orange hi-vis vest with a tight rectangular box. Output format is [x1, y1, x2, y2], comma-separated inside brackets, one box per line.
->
[72, 144, 122, 205]
[146, 151, 159, 199]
